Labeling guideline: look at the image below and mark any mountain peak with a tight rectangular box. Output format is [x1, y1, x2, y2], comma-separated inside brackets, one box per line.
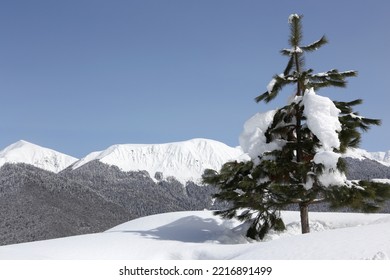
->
[72, 138, 247, 184]
[0, 140, 78, 173]
[2, 139, 33, 151]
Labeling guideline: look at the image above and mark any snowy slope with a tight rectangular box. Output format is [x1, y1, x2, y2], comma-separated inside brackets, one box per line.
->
[71, 138, 247, 184]
[344, 148, 390, 166]
[0, 140, 78, 173]
[0, 210, 388, 260]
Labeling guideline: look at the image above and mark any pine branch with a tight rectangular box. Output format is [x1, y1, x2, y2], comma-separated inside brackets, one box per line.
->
[346, 99, 363, 106]
[280, 49, 292, 56]
[338, 70, 358, 77]
[283, 56, 294, 76]
[327, 69, 358, 79]
[309, 81, 331, 90]
[309, 80, 346, 89]
[255, 91, 271, 103]
[359, 117, 381, 131]
[255, 74, 294, 103]
[301, 35, 328, 52]
[326, 79, 348, 87]
[329, 181, 390, 213]
[334, 99, 363, 114]
[310, 70, 357, 83]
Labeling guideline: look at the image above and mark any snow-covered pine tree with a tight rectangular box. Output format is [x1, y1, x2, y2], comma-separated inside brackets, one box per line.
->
[203, 14, 390, 239]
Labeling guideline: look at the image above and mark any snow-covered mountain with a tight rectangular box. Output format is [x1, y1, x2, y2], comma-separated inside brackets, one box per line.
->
[0, 140, 78, 173]
[71, 138, 247, 184]
[343, 147, 390, 166]
[0, 138, 246, 185]
[1, 139, 390, 182]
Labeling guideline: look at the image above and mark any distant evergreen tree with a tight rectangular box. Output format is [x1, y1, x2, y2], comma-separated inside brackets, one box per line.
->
[203, 14, 390, 239]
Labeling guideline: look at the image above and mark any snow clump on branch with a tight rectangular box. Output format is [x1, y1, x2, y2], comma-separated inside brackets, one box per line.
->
[302, 88, 347, 187]
[239, 110, 284, 162]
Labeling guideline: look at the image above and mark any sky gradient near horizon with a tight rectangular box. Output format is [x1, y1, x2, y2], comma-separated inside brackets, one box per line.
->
[1, 0, 389, 157]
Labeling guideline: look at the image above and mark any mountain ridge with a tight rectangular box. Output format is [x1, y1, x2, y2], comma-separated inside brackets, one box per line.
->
[70, 138, 246, 184]
[1, 139, 390, 183]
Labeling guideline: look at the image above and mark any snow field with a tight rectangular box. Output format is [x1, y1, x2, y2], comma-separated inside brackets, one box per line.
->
[0, 210, 389, 260]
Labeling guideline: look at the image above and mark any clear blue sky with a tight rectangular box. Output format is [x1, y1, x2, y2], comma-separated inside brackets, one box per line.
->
[0, 0, 389, 158]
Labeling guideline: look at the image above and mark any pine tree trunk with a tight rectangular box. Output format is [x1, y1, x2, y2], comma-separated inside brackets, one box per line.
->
[294, 50, 310, 235]
[299, 203, 310, 234]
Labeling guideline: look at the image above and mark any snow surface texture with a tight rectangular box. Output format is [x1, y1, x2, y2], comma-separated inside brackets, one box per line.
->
[0, 140, 77, 173]
[0, 210, 389, 260]
[71, 138, 246, 184]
